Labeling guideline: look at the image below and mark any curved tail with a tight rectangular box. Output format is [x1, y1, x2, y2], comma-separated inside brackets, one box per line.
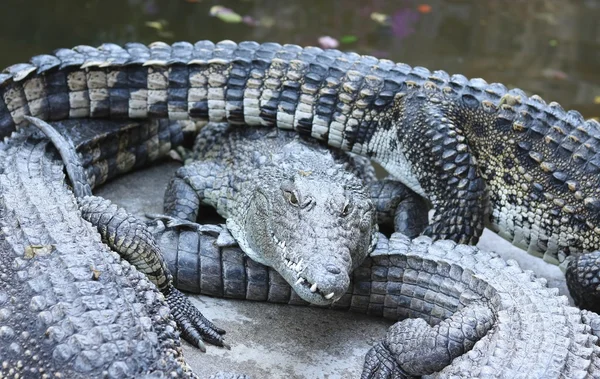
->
[25, 115, 93, 198]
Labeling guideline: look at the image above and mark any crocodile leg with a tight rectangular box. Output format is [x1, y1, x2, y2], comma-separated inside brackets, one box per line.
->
[403, 98, 488, 244]
[27, 115, 228, 351]
[78, 196, 228, 351]
[163, 162, 225, 223]
[367, 178, 429, 237]
[362, 302, 495, 378]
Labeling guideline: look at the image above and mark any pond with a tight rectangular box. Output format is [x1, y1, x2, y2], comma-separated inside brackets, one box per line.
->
[1, 0, 599, 118]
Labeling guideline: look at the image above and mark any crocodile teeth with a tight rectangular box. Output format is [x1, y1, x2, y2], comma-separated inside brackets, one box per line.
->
[279, 240, 286, 249]
[324, 292, 335, 300]
[295, 278, 305, 285]
[310, 283, 318, 293]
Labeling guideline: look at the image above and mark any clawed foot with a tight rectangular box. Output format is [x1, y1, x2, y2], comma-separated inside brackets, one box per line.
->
[146, 213, 201, 229]
[362, 342, 409, 379]
[165, 286, 228, 352]
[146, 213, 223, 234]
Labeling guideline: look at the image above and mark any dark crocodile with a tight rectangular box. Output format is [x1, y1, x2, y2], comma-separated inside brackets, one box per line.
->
[157, 122, 427, 305]
[0, 124, 198, 378]
[151, 221, 600, 378]
[0, 40, 599, 309]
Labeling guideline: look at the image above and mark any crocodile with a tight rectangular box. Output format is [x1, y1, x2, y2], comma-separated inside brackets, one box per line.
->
[151, 221, 600, 378]
[156, 122, 427, 305]
[0, 124, 200, 378]
[29, 116, 600, 378]
[0, 40, 599, 309]
[24, 116, 229, 351]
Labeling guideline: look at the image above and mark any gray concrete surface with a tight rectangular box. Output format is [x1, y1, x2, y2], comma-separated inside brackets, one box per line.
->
[96, 161, 573, 379]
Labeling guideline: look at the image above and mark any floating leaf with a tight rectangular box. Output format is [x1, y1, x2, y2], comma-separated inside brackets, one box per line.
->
[318, 36, 339, 49]
[370, 12, 390, 25]
[549, 39, 558, 47]
[145, 20, 167, 31]
[340, 35, 358, 44]
[594, 96, 600, 105]
[210, 5, 242, 23]
[417, 4, 432, 14]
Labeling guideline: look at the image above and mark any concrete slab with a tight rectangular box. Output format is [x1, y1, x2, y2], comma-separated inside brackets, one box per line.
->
[96, 162, 573, 379]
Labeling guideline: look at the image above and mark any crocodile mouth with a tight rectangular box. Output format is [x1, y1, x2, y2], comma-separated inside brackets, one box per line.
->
[272, 233, 341, 304]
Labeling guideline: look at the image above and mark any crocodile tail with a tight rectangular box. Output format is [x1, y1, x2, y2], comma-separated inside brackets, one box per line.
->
[24, 115, 93, 198]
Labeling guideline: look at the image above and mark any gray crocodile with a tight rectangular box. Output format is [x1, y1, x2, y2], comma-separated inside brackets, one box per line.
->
[25, 116, 229, 351]
[0, 115, 257, 378]
[157, 122, 427, 305]
[0, 40, 599, 308]
[0, 124, 198, 378]
[151, 221, 600, 378]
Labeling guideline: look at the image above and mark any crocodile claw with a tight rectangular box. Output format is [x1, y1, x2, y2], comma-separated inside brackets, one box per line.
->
[165, 286, 228, 351]
[361, 342, 409, 379]
[146, 213, 201, 229]
[146, 213, 223, 235]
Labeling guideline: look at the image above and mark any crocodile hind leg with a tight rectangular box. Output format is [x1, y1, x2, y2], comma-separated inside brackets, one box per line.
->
[361, 302, 495, 378]
[367, 178, 429, 238]
[565, 251, 600, 312]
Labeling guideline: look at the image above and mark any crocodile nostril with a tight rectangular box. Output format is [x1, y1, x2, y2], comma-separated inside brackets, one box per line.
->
[326, 264, 341, 274]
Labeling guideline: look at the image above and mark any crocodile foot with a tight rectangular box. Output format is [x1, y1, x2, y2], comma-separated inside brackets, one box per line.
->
[362, 342, 410, 379]
[147, 213, 224, 235]
[165, 286, 228, 352]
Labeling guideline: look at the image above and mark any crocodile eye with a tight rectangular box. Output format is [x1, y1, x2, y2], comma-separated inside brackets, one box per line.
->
[284, 190, 299, 206]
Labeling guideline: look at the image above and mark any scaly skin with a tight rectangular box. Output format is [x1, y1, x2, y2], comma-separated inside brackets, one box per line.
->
[23, 115, 600, 377]
[0, 126, 197, 378]
[0, 40, 598, 308]
[151, 222, 600, 378]
[160, 122, 426, 305]
[26, 116, 229, 351]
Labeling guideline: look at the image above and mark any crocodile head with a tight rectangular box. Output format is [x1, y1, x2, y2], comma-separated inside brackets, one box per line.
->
[227, 142, 377, 305]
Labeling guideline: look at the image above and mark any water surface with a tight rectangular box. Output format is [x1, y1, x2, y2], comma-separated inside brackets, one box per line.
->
[2, 0, 599, 116]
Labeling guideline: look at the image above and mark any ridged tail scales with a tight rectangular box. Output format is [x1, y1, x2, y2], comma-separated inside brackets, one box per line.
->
[4, 40, 600, 310]
[27, 116, 228, 351]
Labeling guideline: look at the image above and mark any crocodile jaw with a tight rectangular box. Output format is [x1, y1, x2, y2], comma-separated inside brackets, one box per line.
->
[226, 218, 349, 305]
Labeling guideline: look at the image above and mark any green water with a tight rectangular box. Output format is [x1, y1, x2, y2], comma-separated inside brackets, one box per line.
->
[1, 0, 599, 116]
